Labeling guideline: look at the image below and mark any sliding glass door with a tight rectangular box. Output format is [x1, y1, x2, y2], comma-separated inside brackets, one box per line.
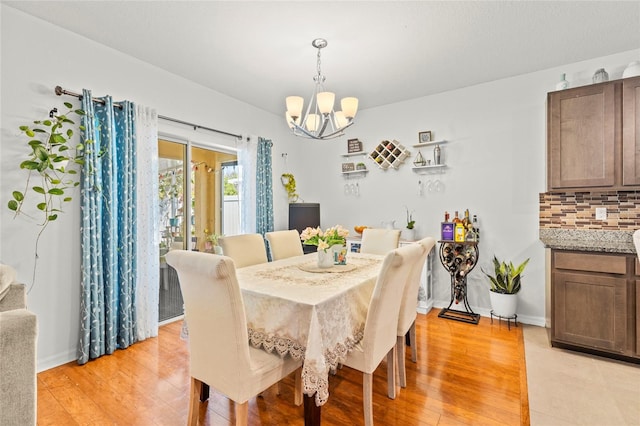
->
[158, 139, 237, 322]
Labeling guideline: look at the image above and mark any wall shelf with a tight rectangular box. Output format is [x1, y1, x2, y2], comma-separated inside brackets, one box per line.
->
[341, 169, 368, 176]
[413, 139, 447, 148]
[412, 164, 446, 171]
[341, 151, 366, 158]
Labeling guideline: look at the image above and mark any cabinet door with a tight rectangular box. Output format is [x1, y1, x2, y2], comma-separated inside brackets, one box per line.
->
[553, 271, 627, 352]
[548, 83, 617, 190]
[623, 76, 640, 186]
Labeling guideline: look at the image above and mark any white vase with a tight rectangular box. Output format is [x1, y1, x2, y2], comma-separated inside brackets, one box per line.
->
[317, 249, 334, 268]
[402, 228, 416, 241]
[555, 73, 569, 90]
[489, 291, 518, 318]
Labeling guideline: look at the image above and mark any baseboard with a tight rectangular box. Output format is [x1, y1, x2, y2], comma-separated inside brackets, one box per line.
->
[37, 349, 76, 372]
[431, 300, 546, 327]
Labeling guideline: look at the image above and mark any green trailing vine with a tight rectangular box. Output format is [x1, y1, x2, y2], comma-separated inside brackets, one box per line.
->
[281, 173, 299, 202]
[7, 102, 89, 289]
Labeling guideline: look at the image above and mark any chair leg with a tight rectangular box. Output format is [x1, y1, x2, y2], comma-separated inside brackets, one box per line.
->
[397, 335, 407, 388]
[188, 377, 202, 426]
[409, 321, 417, 363]
[386, 347, 397, 399]
[363, 372, 374, 426]
[294, 368, 303, 406]
[235, 401, 249, 426]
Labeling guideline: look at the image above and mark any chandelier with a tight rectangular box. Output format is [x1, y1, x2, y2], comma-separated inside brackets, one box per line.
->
[285, 38, 358, 140]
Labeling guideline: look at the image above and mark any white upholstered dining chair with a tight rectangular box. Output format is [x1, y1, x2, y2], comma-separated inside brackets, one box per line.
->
[396, 237, 436, 388]
[218, 233, 268, 268]
[265, 230, 304, 261]
[341, 243, 424, 426]
[165, 250, 302, 426]
[360, 228, 401, 255]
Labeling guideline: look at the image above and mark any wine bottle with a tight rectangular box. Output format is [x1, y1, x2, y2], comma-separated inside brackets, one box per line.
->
[453, 211, 461, 224]
[454, 222, 465, 242]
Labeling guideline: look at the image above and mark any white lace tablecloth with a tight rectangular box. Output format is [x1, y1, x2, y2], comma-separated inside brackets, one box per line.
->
[236, 252, 384, 406]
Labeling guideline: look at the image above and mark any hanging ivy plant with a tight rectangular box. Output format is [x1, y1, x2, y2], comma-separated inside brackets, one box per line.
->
[281, 173, 299, 202]
[8, 102, 89, 229]
[7, 102, 90, 289]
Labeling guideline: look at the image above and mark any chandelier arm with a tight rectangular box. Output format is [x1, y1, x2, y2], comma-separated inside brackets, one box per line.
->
[317, 116, 330, 137]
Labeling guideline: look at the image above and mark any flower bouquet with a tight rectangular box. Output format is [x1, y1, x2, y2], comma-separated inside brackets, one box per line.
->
[300, 225, 349, 268]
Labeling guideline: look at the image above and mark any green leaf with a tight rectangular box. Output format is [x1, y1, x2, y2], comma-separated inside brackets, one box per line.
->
[58, 145, 69, 152]
[48, 214, 58, 221]
[32, 186, 45, 194]
[75, 109, 86, 116]
[67, 129, 73, 137]
[52, 134, 66, 144]
[19, 125, 29, 131]
[20, 160, 39, 170]
[26, 129, 35, 137]
[79, 125, 86, 131]
[12, 191, 24, 202]
[43, 120, 52, 126]
[50, 179, 61, 184]
[28, 140, 43, 147]
[68, 170, 77, 175]
[48, 188, 64, 195]
[7, 200, 18, 211]
[37, 202, 46, 211]
[73, 182, 80, 187]
[32, 128, 46, 133]
[35, 146, 48, 161]
[64, 102, 73, 109]
[63, 197, 72, 202]
[76, 143, 84, 151]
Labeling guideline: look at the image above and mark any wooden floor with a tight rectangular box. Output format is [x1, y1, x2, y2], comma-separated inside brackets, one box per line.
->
[37, 310, 529, 425]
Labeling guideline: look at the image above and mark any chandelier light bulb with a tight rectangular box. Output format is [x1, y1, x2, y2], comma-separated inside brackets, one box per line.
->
[341, 97, 358, 120]
[334, 111, 348, 129]
[305, 114, 319, 132]
[286, 96, 304, 120]
[317, 92, 335, 115]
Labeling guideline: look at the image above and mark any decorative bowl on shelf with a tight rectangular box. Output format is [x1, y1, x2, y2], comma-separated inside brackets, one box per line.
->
[354, 225, 368, 235]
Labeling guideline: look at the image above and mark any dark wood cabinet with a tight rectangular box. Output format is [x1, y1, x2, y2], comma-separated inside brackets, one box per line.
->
[547, 76, 640, 191]
[551, 250, 638, 362]
[623, 77, 640, 186]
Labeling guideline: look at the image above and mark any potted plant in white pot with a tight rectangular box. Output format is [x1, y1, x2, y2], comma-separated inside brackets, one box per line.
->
[482, 256, 530, 318]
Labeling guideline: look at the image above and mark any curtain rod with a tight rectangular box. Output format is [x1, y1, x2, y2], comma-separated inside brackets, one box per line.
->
[54, 85, 243, 140]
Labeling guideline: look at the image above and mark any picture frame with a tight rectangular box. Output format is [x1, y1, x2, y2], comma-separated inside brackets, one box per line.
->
[418, 131, 432, 143]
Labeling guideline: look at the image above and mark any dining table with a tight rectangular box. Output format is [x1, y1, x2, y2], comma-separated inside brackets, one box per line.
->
[235, 251, 385, 425]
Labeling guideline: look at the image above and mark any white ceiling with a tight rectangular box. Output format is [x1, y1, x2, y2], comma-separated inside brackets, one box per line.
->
[4, 1, 640, 116]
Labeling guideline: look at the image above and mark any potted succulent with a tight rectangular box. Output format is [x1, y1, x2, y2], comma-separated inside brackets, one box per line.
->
[482, 256, 530, 318]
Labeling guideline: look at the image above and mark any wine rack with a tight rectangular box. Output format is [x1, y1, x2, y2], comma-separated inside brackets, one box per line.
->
[437, 240, 480, 324]
[368, 140, 409, 170]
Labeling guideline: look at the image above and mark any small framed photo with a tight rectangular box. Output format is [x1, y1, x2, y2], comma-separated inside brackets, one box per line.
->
[418, 131, 432, 143]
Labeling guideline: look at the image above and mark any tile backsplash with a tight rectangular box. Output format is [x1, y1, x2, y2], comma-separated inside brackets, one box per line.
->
[539, 191, 640, 230]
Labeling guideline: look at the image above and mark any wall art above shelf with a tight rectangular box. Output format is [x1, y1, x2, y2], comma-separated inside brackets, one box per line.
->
[368, 140, 409, 170]
[413, 139, 447, 148]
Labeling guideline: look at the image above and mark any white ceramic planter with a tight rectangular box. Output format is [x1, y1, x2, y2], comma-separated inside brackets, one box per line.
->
[489, 291, 518, 318]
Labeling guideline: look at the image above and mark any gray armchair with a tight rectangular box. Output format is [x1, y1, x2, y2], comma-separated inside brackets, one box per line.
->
[0, 277, 38, 425]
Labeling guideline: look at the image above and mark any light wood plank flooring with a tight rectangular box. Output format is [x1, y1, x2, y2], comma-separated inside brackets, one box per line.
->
[37, 310, 528, 425]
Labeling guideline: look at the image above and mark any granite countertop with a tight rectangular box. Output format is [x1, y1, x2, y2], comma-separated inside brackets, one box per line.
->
[539, 229, 637, 254]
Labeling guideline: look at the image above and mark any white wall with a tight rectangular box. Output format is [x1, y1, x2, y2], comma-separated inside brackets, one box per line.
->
[3, 4, 639, 370]
[289, 49, 640, 326]
[0, 5, 295, 371]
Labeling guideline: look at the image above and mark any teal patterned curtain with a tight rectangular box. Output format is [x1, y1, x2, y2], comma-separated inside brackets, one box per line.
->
[255, 137, 274, 237]
[78, 89, 137, 364]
